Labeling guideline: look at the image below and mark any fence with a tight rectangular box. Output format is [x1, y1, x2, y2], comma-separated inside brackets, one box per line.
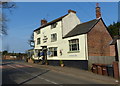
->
[88, 56, 115, 70]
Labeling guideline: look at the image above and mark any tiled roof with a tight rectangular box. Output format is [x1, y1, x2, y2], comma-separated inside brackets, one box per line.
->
[63, 18, 100, 38]
[110, 35, 120, 45]
[34, 14, 68, 32]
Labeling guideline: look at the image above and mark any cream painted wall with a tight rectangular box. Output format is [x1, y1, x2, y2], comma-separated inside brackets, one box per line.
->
[34, 21, 63, 50]
[62, 12, 81, 37]
[34, 13, 88, 60]
[117, 40, 120, 59]
[47, 34, 88, 60]
[117, 39, 120, 77]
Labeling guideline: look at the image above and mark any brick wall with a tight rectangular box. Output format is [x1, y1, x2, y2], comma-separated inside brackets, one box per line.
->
[87, 19, 115, 56]
[113, 61, 119, 79]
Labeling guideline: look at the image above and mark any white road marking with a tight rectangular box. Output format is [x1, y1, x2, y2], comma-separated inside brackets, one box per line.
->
[14, 64, 32, 68]
[7, 64, 62, 85]
[14, 64, 24, 68]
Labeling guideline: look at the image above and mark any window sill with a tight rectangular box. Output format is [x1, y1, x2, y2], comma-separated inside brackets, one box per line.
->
[51, 41, 57, 42]
[68, 51, 80, 53]
[49, 56, 57, 57]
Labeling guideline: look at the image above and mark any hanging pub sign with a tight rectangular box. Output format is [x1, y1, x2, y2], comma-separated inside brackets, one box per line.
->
[30, 40, 34, 47]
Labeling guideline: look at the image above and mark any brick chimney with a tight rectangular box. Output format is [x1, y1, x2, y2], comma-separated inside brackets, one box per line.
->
[96, 3, 101, 18]
[68, 9, 76, 14]
[41, 19, 47, 26]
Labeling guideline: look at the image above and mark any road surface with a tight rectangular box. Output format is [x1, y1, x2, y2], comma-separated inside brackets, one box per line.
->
[1, 60, 118, 85]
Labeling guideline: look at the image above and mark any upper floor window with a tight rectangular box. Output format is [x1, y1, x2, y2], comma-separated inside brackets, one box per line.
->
[69, 39, 79, 51]
[36, 30, 40, 34]
[51, 33, 57, 42]
[51, 22, 57, 29]
[37, 38, 40, 45]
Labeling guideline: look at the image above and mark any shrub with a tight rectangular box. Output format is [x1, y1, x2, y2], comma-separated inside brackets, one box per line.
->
[60, 60, 63, 64]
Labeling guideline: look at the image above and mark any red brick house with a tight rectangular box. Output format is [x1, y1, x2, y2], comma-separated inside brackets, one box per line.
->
[63, 3, 115, 69]
[87, 18, 115, 56]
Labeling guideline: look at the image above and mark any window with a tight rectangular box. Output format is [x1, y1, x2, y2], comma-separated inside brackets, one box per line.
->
[51, 22, 57, 29]
[34, 49, 40, 57]
[36, 30, 40, 34]
[51, 33, 57, 42]
[49, 47, 57, 57]
[69, 39, 79, 51]
[37, 38, 40, 45]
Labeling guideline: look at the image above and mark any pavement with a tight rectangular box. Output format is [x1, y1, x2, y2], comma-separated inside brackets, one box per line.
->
[21, 61, 119, 84]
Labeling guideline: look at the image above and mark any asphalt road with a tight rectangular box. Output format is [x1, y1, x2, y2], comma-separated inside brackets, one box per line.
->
[1, 60, 118, 86]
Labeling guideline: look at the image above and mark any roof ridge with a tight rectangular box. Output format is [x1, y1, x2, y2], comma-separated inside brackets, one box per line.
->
[44, 14, 68, 25]
[78, 19, 97, 25]
[63, 18, 100, 38]
[34, 13, 68, 31]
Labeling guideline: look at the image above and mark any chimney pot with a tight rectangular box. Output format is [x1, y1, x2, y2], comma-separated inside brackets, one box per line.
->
[68, 9, 76, 14]
[96, 3, 99, 7]
[96, 3, 101, 18]
[41, 19, 47, 26]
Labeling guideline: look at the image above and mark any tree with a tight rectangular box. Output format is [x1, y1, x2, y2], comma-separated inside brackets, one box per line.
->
[28, 33, 34, 47]
[0, 1, 16, 35]
[108, 22, 120, 37]
[2, 50, 8, 55]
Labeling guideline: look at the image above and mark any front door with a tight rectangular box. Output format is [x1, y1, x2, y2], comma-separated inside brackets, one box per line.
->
[42, 46, 47, 64]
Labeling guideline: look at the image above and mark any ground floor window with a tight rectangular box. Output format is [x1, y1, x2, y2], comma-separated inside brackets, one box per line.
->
[35, 49, 41, 57]
[69, 39, 79, 51]
[48, 47, 57, 57]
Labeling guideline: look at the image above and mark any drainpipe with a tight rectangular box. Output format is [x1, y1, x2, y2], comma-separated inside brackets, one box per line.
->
[85, 34, 89, 70]
[85, 34, 88, 60]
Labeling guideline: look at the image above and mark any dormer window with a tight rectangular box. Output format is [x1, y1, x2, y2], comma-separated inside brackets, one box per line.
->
[51, 22, 57, 29]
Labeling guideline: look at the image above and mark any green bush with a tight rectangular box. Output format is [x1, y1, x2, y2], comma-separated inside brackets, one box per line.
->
[60, 60, 63, 64]
[45, 59, 48, 63]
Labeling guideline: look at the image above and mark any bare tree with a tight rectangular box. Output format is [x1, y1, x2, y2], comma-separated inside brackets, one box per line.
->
[0, 1, 16, 35]
[28, 33, 34, 47]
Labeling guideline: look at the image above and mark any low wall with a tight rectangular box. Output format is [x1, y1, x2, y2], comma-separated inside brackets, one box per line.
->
[88, 56, 115, 70]
[48, 60, 88, 70]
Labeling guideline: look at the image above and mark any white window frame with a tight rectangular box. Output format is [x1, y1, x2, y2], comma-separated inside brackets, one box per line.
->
[51, 22, 57, 29]
[51, 33, 57, 42]
[48, 47, 57, 57]
[36, 30, 40, 34]
[69, 39, 79, 51]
